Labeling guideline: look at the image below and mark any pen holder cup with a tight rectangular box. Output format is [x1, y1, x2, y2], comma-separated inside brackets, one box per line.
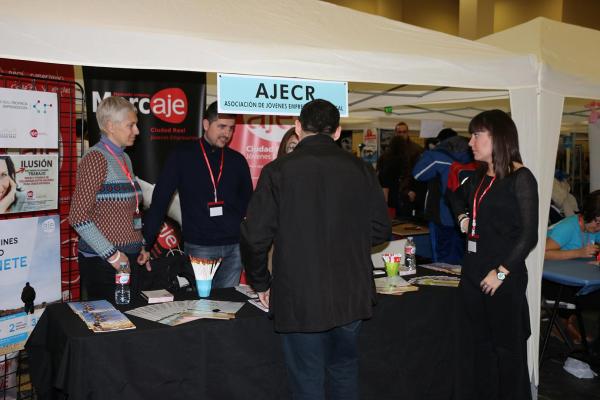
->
[196, 279, 212, 298]
[385, 262, 399, 278]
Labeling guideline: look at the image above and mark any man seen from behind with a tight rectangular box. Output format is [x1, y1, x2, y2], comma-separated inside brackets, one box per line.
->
[241, 99, 391, 400]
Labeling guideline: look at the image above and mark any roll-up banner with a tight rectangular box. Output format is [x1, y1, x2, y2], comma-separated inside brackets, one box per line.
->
[0, 58, 78, 301]
[229, 115, 294, 187]
[0, 215, 61, 356]
[83, 67, 206, 184]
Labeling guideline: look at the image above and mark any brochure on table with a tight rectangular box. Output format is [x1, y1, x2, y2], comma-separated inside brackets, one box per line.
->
[68, 300, 136, 333]
[126, 299, 245, 326]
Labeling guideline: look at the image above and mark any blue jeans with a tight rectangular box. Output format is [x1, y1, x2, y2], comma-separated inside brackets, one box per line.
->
[280, 320, 362, 400]
[184, 242, 242, 288]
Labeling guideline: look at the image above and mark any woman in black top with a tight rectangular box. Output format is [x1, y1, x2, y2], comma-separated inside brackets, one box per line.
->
[448, 109, 538, 400]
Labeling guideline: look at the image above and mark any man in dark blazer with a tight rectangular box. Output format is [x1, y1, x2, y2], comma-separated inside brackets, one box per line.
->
[241, 99, 391, 400]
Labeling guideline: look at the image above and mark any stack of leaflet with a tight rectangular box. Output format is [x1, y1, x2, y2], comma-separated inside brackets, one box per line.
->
[141, 289, 174, 304]
[408, 275, 460, 287]
[68, 300, 136, 333]
[235, 284, 268, 312]
[374, 276, 418, 295]
[418, 263, 461, 276]
[125, 299, 245, 326]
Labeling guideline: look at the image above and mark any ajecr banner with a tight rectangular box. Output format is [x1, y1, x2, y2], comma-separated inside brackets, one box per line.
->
[0, 87, 59, 149]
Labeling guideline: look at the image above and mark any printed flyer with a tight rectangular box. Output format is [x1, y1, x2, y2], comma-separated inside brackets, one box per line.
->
[0, 154, 58, 214]
[0, 215, 61, 355]
[0, 87, 58, 149]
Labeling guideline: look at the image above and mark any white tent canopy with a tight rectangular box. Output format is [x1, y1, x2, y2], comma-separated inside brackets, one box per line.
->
[2, 0, 552, 390]
[480, 17, 600, 99]
[480, 17, 600, 192]
[0, 0, 538, 89]
[480, 17, 600, 389]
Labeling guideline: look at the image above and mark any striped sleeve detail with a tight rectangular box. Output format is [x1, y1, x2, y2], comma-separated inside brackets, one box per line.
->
[69, 149, 117, 259]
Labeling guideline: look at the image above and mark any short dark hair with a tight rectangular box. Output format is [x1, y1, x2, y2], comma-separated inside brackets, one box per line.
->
[395, 122, 408, 130]
[436, 128, 457, 142]
[468, 109, 522, 179]
[299, 99, 339, 135]
[204, 101, 237, 123]
[582, 190, 600, 223]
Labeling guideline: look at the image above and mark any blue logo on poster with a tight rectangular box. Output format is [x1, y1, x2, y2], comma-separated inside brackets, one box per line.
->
[218, 73, 348, 117]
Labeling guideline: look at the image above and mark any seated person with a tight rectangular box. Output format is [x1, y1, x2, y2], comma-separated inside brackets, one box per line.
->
[544, 190, 600, 345]
[545, 190, 600, 260]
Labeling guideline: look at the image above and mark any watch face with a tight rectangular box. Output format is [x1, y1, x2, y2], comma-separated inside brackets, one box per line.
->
[497, 271, 506, 281]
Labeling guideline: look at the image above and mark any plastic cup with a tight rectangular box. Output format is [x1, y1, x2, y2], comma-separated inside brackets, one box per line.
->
[385, 262, 399, 277]
[196, 279, 212, 298]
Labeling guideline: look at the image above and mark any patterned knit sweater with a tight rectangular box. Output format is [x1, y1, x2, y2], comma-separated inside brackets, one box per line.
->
[69, 139, 144, 259]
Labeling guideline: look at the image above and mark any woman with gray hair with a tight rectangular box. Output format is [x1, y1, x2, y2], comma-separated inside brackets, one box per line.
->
[69, 96, 149, 302]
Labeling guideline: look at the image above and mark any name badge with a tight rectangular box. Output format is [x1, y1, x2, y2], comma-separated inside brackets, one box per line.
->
[133, 216, 142, 230]
[208, 201, 224, 217]
[467, 240, 477, 253]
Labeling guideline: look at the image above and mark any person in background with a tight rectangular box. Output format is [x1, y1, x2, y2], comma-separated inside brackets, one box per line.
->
[69, 96, 149, 301]
[0, 155, 25, 214]
[143, 101, 252, 288]
[447, 109, 538, 400]
[413, 128, 472, 264]
[545, 190, 600, 260]
[550, 171, 579, 220]
[377, 136, 412, 218]
[241, 99, 391, 400]
[394, 122, 424, 218]
[277, 127, 299, 158]
[544, 190, 600, 345]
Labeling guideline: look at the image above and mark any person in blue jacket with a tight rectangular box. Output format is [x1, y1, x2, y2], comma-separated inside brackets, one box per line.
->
[412, 128, 472, 263]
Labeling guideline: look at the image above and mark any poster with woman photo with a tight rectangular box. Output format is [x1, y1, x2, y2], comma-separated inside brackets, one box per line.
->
[0, 154, 58, 214]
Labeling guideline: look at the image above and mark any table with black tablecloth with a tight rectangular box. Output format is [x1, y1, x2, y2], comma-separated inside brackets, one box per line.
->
[26, 278, 462, 400]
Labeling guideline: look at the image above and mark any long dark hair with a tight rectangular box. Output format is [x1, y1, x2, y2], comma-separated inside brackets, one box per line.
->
[0, 155, 17, 181]
[277, 128, 299, 159]
[468, 109, 522, 179]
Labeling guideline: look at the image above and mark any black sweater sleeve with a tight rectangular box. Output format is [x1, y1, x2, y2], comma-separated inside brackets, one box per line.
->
[239, 164, 278, 292]
[142, 148, 180, 248]
[501, 168, 539, 272]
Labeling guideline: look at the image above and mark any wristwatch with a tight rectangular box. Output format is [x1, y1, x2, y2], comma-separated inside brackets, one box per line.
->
[496, 268, 506, 281]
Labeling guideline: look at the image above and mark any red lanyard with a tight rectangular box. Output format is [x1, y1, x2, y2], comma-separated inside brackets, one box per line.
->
[470, 175, 495, 237]
[103, 144, 139, 214]
[199, 139, 224, 202]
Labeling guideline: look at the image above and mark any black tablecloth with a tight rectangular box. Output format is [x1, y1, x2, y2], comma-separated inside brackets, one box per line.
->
[26, 282, 462, 400]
